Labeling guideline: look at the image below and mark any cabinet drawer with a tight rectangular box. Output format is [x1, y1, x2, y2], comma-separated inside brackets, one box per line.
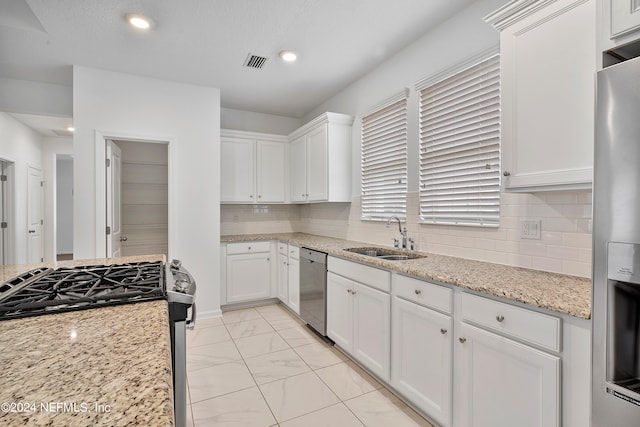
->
[393, 275, 452, 314]
[226, 241, 271, 255]
[278, 242, 288, 255]
[288, 245, 300, 260]
[461, 293, 561, 352]
[328, 256, 390, 292]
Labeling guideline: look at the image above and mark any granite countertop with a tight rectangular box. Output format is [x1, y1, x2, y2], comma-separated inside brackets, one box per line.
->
[222, 233, 592, 319]
[0, 255, 174, 427]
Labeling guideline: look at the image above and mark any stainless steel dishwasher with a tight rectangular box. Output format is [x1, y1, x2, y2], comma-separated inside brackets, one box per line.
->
[299, 248, 328, 336]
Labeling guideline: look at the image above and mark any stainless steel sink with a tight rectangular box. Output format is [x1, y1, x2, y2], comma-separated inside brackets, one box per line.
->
[343, 247, 426, 260]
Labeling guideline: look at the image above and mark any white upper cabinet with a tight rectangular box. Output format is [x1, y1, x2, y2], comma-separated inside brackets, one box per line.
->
[485, 0, 596, 191]
[610, 0, 640, 39]
[288, 112, 353, 203]
[220, 130, 288, 203]
[221, 137, 254, 202]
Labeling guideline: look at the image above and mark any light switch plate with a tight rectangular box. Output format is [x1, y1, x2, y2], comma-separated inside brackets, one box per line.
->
[520, 219, 541, 240]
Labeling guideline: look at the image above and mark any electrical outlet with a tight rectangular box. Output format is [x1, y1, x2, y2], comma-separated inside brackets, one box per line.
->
[520, 219, 541, 240]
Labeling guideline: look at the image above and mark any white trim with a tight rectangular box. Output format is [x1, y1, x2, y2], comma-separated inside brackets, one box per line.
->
[220, 129, 287, 142]
[415, 47, 499, 91]
[483, 0, 558, 30]
[363, 88, 410, 117]
[288, 112, 353, 140]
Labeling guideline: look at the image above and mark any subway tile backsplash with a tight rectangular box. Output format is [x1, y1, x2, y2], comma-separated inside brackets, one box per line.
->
[220, 190, 593, 278]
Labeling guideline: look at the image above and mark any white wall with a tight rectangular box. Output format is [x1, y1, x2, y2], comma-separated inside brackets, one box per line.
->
[0, 113, 44, 264]
[73, 67, 222, 317]
[221, 108, 302, 134]
[55, 156, 73, 254]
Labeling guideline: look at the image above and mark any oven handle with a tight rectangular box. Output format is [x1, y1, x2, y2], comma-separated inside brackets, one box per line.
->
[186, 302, 196, 330]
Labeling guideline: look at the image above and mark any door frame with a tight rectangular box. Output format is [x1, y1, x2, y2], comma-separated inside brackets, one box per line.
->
[94, 130, 173, 258]
[26, 163, 44, 263]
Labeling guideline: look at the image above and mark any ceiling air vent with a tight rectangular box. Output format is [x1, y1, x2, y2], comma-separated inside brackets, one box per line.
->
[243, 53, 268, 69]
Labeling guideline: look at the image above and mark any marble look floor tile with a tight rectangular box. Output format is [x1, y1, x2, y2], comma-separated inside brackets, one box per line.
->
[316, 361, 382, 400]
[226, 318, 275, 339]
[245, 348, 311, 384]
[255, 303, 289, 315]
[222, 307, 263, 324]
[345, 389, 433, 427]
[293, 342, 347, 370]
[186, 404, 195, 427]
[195, 316, 223, 329]
[259, 372, 340, 422]
[277, 325, 323, 347]
[187, 340, 242, 372]
[279, 403, 364, 427]
[266, 316, 305, 331]
[259, 308, 300, 322]
[191, 386, 276, 427]
[188, 360, 256, 403]
[234, 332, 291, 359]
[187, 324, 231, 348]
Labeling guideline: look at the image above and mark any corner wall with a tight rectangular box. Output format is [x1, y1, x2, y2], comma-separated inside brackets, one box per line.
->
[73, 67, 222, 317]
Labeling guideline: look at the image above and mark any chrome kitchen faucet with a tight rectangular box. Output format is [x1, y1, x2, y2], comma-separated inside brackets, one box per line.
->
[386, 216, 413, 250]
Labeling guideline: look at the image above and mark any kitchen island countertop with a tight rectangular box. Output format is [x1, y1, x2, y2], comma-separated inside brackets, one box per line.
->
[222, 233, 592, 319]
[0, 255, 174, 427]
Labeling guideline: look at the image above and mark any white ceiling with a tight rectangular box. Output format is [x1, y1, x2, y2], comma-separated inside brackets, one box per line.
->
[1, 0, 479, 133]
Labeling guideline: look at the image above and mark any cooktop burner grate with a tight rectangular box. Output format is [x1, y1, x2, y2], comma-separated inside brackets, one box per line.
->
[0, 261, 166, 320]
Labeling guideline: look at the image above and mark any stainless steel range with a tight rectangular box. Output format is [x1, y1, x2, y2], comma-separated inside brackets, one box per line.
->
[0, 259, 196, 427]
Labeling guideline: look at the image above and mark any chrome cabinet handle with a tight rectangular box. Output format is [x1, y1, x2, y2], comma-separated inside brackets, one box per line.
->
[440, 328, 447, 335]
[28, 230, 36, 234]
[120, 236, 128, 242]
[459, 337, 466, 343]
[496, 315, 505, 322]
[503, 171, 511, 176]
[414, 289, 422, 295]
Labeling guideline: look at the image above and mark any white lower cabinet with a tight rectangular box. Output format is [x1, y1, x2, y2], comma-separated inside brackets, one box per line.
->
[225, 250, 271, 303]
[277, 247, 288, 303]
[287, 255, 300, 314]
[454, 322, 560, 427]
[327, 271, 391, 382]
[392, 296, 453, 427]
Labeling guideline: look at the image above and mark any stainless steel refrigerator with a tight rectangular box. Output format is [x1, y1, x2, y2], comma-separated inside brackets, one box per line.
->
[592, 54, 640, 425]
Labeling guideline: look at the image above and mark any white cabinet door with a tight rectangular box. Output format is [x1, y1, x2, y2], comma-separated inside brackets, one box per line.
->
[277, 251, 288, 303]
[327, 272, 354, 351]
[455, 322, 560, 427]
[392, 297, 452, 427]
[226, 253, 271, 303]
[288, 256, 300, 314]
[353, 281, 391, 382]
[610, 0, 640, 38]
[256, 140, 286, 203]
[306, 123, 329, 201]
[497, 0, 595, 191]
[221, 137, 255, 202]
[290, 135, 307, 202]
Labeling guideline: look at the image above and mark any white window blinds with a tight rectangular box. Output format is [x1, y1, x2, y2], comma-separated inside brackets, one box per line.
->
[418, 53, 500, 227]
[361, 97, 408, 221]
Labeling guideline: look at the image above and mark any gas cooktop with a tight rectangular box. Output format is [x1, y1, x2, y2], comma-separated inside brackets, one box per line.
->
[0, 261, 166, 321]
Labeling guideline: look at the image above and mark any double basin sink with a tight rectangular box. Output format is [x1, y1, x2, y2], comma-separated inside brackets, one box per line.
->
[344, 247, 427, 261]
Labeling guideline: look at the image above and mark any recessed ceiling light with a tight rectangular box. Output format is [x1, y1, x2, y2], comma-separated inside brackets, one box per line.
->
[279, 50, 297, 62]
[66, 126, 75, 132]
[125, 13, 153, 30]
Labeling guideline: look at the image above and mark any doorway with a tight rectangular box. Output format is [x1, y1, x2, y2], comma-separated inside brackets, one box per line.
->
[0, 159, 14, 265]
[56, 155, 73, 260]
[106, 139, 168, 258]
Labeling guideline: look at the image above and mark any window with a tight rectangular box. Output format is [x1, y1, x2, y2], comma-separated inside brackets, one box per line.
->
[418, 52, 500, 227]
[361, 94, 408, 221]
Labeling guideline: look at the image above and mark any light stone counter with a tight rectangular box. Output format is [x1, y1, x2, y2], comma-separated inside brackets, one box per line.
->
[0, 255, 174, 426]
[222, 233, 592, 319]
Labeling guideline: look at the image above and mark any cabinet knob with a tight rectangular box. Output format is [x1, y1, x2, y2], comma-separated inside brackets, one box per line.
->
[266, 258, 270, 262]
[503, 171, 511, 177]
[258, 195, 262, 199]
[248, 246, 251, 250]
[459, 337, 467, 344]
[414, 289, 422, 295]
[301, 193, 305, 197]
[496, 315, 505, 323]
[250, 195, 254, 198]
[347, 289, 352, 294]
[440, 328, 447, 335]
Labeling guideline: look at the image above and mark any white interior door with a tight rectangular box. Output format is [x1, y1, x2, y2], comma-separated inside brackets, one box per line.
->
[27, 165, 44, 263]
[106, 140, 122, 258]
